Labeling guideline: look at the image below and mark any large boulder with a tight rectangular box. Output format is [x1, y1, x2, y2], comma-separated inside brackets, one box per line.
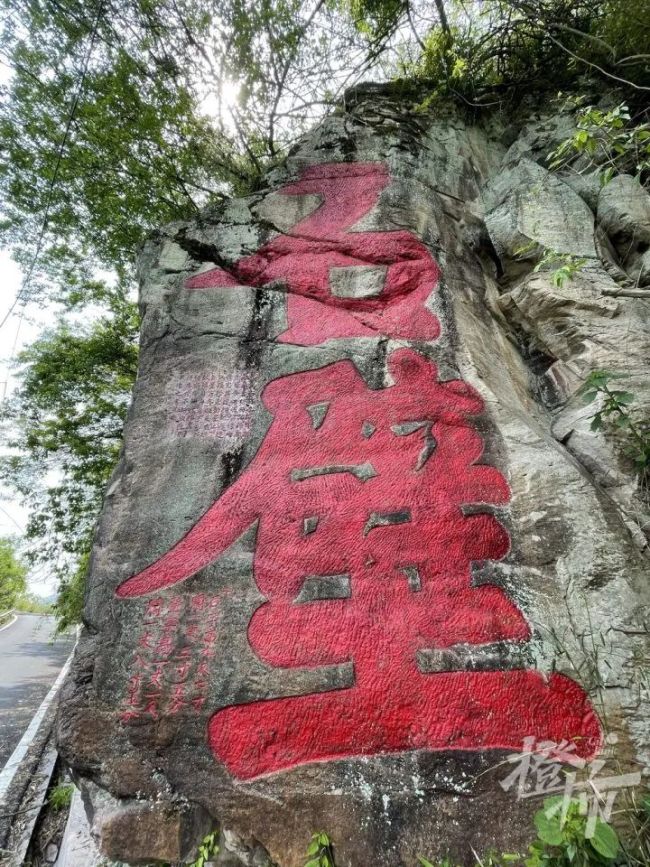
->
[57, 86, 649, 866]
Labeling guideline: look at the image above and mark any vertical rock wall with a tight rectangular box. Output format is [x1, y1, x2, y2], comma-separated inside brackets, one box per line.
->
[58, 86, 649, 866]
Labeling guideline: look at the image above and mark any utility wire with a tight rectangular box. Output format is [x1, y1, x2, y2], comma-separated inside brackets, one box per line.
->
[0, 503, 24, 531]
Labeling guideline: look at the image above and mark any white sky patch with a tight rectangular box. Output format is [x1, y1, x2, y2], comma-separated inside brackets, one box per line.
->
[0, 249, 62, 597]
[200, 77, 240, 133]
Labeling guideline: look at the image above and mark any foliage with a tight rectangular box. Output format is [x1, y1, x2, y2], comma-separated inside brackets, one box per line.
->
[353, 1, 650, 112]
[304, 831, 336, 867]
[188, 830, 219, 867]
[0, 536, 27, 611]
[515, 242, 587, 288]
[533, 250, 588, 288]
[579, 370, 650, 486]
[527, 797, 619, 865]
[52, 549, 88, 633]
[48, 782, 74, 812]
[0, 0, 384, 626]
[548, 102, 650, 186]
[2, 1, 648, 314]
[14, 593, 54, 615]
[325, 799, 647, 867]
[0, 303, 138, 622]
[623, 792, 650, 865]
[343, 0, 405, 41]
[0, 0, 382, 309]
[0, 0, 257, 309]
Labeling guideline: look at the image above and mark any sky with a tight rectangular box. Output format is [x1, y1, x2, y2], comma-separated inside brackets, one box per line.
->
[0, 250, 59, 597]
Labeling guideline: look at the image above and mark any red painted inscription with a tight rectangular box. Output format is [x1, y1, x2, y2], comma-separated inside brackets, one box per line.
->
[121, 594, 219, 722]
[118, 349, 601, 776]
[185, 163, 441, 345]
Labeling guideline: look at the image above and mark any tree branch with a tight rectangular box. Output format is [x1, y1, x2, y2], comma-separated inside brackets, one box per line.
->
[433, 0, 450, 38]
[546, 32, 650, 91]
[267, 0, 327, 156]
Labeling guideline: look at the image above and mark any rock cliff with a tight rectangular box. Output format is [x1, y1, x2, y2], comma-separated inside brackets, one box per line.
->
[57, 84, 649, 866]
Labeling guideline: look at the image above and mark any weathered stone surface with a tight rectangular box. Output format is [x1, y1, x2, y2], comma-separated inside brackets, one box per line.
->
[597, 174, 650, 286]
[58, 85, 649, 866]
[483, 156, 597, 263]
[85, 786, 212, 864]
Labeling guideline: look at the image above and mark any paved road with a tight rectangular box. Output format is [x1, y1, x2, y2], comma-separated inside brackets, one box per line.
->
[0, 614, 75, 770]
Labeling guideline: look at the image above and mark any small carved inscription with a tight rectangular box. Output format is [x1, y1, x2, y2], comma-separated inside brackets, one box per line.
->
[121, 593, 219, 722]
[166, 369, 257, 446]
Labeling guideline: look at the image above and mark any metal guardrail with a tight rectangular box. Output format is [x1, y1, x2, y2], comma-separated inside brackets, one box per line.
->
[0, 608, 15, 627]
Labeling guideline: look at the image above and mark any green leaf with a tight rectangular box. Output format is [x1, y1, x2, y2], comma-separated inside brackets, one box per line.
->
[589, 820, 618, 860]
[542, 795, 567, 815]
[417, 859, 436, 867]
[600, 167, 615, 186]
[552, 269, 566, 288]
[307, 840, 320, 856]
[590, 415, 604, 431]
[304, 860, 321, 867]
[534, 809, 564, 846]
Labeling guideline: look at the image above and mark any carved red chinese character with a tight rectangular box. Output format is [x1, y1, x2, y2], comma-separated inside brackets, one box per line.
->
[117, 348, 601, 778]
[169, 684, 188, 715]
[185, 163, 441, 345]
[190, 593, 206, 612]
[144, 597, 165, 620]
[141, 694, 161, 720]
[149, 662, 167, 689]
[155, 635, 174, 659]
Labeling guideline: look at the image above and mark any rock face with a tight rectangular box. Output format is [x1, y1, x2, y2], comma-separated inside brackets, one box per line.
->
[57, 86, 650, 866]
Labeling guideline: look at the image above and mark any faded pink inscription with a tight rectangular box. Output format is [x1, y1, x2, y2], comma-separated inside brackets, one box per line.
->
[166, 369, 257, 445]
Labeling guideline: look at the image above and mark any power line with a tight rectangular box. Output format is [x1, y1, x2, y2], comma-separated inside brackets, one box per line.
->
[0, 503, 24, 531]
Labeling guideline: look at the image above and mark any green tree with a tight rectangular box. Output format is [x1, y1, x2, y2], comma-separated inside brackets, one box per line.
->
[0, 302, 139, 623]
[346, 0, 650, 108]
[0, 537, 27, 611]
[1, 0, 648, 314]
[0, 0, 378, 311]
[0, 0, 375, 626]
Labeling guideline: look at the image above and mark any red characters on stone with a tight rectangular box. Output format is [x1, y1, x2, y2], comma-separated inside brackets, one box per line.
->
[120, 595, 219, 722]
[117, 349, 601, 777]
[185, 162, 441, 344]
